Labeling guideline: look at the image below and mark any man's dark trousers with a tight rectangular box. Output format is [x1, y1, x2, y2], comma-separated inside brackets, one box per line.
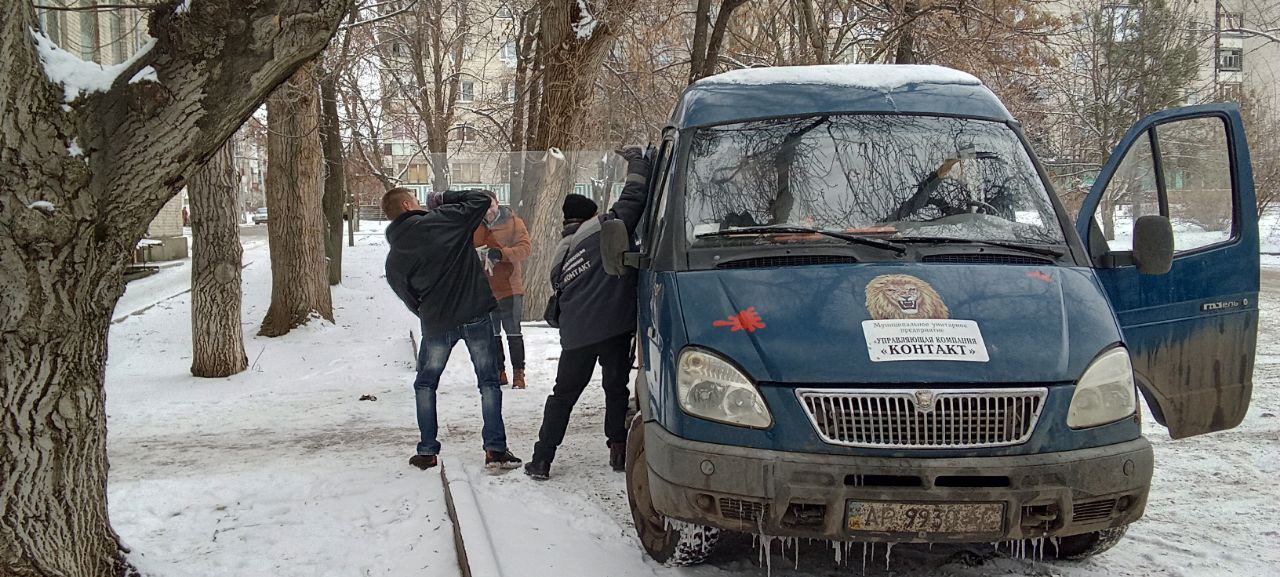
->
[531, 331, 633, 463]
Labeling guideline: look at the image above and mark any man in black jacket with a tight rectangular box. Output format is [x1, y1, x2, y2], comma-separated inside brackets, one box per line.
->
[524, 148, 651, 480]
[383, 187, 523, 471]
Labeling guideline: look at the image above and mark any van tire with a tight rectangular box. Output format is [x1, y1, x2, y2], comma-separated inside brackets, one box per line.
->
[1051, 525, 1128, 560]
[625, 416, 721, 566]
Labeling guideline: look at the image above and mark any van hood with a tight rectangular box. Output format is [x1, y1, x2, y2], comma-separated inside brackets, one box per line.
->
[675, 264, 1120, 385]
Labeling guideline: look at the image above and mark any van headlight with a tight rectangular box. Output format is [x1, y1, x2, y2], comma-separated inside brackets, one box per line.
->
[677, 348, 772, 428]
[1067, 347, 1137, 429]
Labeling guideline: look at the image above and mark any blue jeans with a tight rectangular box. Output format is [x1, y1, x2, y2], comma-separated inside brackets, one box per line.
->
[414, 316, 507, 456]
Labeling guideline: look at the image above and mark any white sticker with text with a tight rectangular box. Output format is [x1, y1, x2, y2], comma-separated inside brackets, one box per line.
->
[862, 319, 989, 362]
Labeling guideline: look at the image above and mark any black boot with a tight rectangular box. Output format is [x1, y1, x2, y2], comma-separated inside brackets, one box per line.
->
[409, 454, 438, 470]
[523, 460, 551, 480]
[608, 442, 626, 472]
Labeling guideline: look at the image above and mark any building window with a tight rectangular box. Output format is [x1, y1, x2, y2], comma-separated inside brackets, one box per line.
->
[459, 80, 475, 102]
[500, 41, 517, 63]
[454, 124, 477, 143]
[1103, 4, 1141, 43]
[380, 143, 393, 157]
[451, 161, 482, 182]
[502, 81, 516, 102]
[1218, 82, 1243, 102]
[1220, 11, 1243, 31]
[1218, 47, 1243, 72]
[391, 42, 408, 57]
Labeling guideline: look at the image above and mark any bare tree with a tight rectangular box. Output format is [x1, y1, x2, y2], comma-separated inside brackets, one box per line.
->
[261, 62, 335, 336]
[519, 0, 642, 318]
[190, 140, 249, 378]
[0, 1, 349, 575]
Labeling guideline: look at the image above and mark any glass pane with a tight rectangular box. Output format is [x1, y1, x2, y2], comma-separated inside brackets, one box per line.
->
[1157, 117, 1234, 252]
[683, 115, 1067, 246]
[1095, 132, 1159, 252]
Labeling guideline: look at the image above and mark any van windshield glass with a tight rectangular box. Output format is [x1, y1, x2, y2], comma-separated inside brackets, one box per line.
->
[684, 115, 1065, 247]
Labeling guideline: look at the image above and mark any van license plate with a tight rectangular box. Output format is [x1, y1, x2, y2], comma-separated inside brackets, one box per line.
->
[846, 501, 1004, 534]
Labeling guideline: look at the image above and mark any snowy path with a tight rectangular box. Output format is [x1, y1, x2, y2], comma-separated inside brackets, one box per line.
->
[104, 228, 1280, 577]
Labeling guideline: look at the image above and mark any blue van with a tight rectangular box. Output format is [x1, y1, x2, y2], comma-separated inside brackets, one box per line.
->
[600, 65, 1257, 565]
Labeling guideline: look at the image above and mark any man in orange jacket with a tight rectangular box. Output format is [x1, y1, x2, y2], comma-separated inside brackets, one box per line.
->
[473, 190, 532, 389]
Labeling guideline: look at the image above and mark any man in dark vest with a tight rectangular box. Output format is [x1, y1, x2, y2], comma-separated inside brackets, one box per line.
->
[525, 148, 651, 480]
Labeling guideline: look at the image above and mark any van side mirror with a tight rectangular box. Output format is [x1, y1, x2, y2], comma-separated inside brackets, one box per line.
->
[1132, 215, 1174, 275]
[600, 218, 630, 276]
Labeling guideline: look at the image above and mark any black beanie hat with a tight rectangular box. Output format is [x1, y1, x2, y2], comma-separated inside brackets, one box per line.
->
[562, 193, 598, 221]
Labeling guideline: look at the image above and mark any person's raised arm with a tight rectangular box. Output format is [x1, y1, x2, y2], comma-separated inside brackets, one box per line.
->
[426, 189, 493, 230]
[605, 147, 653, 234]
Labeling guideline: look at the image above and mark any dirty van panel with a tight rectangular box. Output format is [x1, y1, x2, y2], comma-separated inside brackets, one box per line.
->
[1076, 105, 1258, 439]
[676, 265, 1117, 385]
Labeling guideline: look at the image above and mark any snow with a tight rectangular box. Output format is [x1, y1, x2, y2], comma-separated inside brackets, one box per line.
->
[129, 66, 159, 85]
[30, 29, 156, 102]
[67, 139, 83, 157]
[572, 0, 598, 39]
[28, 200, 55, 212]
[699, 64, 983, 91]
[176, 0, 192, 14]
[104, 222, 1280, 576]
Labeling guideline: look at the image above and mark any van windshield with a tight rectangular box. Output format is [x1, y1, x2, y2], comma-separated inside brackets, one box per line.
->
[684, 115, 1066, 247]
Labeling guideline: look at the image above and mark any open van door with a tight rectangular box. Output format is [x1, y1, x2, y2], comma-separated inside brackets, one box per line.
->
[1076, 104, 1257, 439]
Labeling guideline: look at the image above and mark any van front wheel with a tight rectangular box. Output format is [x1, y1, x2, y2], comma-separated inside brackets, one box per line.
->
[625, 416, 721, 566]
[1050, 525, 1128, 560]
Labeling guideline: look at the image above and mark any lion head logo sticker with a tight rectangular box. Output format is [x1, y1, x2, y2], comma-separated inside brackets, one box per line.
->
[865, 274, 949, 320]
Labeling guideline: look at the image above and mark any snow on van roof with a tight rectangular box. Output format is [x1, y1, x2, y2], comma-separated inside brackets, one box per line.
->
[698, 64, 982, 91]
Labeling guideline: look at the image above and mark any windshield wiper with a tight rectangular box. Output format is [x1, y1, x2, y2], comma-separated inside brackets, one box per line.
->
[896, 237, 1064, 258]
[697, 226, 905, 254]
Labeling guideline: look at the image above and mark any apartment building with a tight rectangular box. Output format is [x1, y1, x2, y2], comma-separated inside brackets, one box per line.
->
[376, 2, 524, 203]
[36, 1, 190, 261]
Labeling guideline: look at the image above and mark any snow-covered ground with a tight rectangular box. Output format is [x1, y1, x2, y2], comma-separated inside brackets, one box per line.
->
[106, 224, 1280, 577]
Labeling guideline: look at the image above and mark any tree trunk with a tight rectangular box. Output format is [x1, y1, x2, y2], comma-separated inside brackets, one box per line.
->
[320, 65, 345, 285]
[688, 0, 712, 84]
[521, 0, 631, 319]
[1, 2, 349, 575]
[190, 140, 249, 378]
[260, 62, 334, 337]
[521, 151, 571, 319]
[700, 0, 747, 79]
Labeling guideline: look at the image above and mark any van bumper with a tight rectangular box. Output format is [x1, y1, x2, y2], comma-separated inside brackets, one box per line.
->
[643, 423, 1152, 542]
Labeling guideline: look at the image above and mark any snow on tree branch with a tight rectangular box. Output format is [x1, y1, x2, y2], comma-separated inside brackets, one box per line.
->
[29, 28, 156, 102]
[573, 0, 599, 40]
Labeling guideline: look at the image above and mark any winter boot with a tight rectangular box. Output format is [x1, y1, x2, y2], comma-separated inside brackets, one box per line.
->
[608, 442, 627, 472]
[485, 449, 523, 471]
[523, 460, 551, 480]
[512, 368, 527, 389]
[498, 370, 510, 386]
[409, 454, 438, 470]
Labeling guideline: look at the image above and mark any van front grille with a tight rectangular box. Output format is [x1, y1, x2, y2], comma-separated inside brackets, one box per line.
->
[719, 498, 767, 521]
[1072, 499, 1117, 523]
[797, 388, 1047, 449]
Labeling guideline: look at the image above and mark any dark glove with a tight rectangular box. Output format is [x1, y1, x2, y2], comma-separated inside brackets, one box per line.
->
[425, 191, 445, 210]
[616, 146, 650, 176]
[486, 247, 503, 265]
[617, 146, 645, 163]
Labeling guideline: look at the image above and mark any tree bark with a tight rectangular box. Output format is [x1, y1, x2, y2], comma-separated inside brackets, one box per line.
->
[190, 140, 248, 378]
[521, 0, 637, 319]
[320, 64, 345, 285]
[688, 0, 712, 84]
[0, 2, 349, 575]
[260, 62, 334, 336]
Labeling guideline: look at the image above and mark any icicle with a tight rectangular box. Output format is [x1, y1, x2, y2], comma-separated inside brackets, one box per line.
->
[832, 540, 842, 565]
[861, 541, 868, 574]
[884, 541, 895, 570]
